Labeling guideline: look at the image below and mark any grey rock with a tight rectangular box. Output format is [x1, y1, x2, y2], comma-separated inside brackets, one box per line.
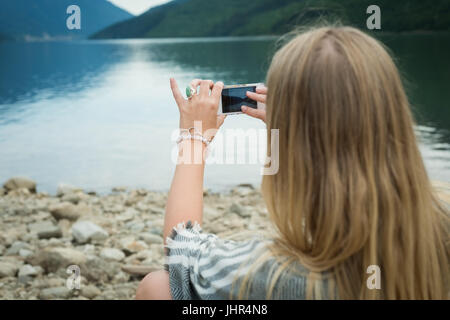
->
[229, 203, 243, 215]
[30, 247, 86, 273]
[125, 221, 145, 232]
[204, 206, 222, 221]
[116, 208, 137, 222]
[121, 265, 157, 277]
[100, 248, 125, 261]
[82, 256, 120, 283]
[233, 184, 254, 197]
[18, 264, 38, 284]
[3, 177, 36, 193]
[112, 186, 127, 192]
[39, 287, 71, 300]
[139, 233, 163, 245]
[120, 237, 148, 255]
[19, 248, 34, 258]
[49, 202, 80, 221]
[71, 221, 108, 244]
[28, 221, 62, 239]
[229, 203, 251, 218]
[5, 241, 30, 256]
[81, 285, 101, 299]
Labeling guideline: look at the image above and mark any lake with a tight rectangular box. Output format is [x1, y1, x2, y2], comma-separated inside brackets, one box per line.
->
[0, 34, 449, 194]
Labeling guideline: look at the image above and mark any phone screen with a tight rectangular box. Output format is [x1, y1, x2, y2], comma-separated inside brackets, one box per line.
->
[221, 86, 257, 113]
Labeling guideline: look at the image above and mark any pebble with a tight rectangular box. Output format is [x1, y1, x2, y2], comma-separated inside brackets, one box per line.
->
[71, 221, 108, 243]
[39, 287, 71, 300]
[81, 285, 101, 299]
[100, 248, 125, 261]
[56, 184, 83, 197]
[1, 176, 445, 299]
[17, 264, 38, 284]
[138, 233, 163, 244]
[5, 241, 30, 256]
[30, 247, 87, 273]
[3, 177, 36, 193]
[49, 202, 80, 221]
[0, 261, 18, 277]
[28, 221, 62, 239]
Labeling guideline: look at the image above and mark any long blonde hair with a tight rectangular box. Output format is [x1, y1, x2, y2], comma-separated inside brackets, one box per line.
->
[240, 26, 449, 299]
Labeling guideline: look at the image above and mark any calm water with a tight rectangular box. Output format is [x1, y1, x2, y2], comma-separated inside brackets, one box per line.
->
[0, 35, 449, 194]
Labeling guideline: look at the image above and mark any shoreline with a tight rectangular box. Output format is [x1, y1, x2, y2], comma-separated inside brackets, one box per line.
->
[0, 177, 448, 299]
[0, 177, 271, 299]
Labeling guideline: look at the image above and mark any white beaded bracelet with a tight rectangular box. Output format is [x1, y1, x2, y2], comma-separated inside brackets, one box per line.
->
[176, 132, 211, 147]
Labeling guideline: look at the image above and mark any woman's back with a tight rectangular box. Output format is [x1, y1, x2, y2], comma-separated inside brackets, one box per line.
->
[138, 25, 449, 300]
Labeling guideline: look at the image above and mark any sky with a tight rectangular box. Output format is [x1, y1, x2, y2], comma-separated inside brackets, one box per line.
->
[107, 0, 172, 15]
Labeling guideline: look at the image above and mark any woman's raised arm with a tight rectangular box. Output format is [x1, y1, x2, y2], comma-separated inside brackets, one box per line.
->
[163, 78, 225, 242]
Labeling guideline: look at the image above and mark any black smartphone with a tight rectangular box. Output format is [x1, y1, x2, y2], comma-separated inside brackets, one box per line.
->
[219, 83, 265, 114]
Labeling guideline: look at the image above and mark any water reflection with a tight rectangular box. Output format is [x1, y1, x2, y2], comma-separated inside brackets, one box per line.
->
[0, 35, 448, 193]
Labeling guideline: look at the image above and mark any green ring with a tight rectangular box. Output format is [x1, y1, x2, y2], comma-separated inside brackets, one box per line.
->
[186, 86, 192, 98]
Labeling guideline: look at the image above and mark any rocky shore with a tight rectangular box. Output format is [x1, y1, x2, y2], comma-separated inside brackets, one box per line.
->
[0, 177, 273, 299]
[0, 177, 449, 300]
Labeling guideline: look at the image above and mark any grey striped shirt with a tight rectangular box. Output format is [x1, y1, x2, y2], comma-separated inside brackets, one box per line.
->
[164, 221, 332, 300]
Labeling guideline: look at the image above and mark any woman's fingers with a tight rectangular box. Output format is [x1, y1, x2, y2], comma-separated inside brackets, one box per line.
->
[211, 81, 224, 101]
[190, 79, 202, 90]
[241, 105, 266, 122]
[170, 78, 185, 107]
[246, 91, 266, 103]
[256, 86, 267, 94]
[199, 80, 214, 96]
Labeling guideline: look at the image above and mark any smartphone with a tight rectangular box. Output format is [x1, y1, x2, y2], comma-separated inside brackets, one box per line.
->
[219, 83, 265, 115]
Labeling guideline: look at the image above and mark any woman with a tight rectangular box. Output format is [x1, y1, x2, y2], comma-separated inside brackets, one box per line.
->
[136, 26, 449, 299]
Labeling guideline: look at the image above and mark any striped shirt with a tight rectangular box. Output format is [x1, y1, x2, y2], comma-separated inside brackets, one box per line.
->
[164, 221, 333, 299]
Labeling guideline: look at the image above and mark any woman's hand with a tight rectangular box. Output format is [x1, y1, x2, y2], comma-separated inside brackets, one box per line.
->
[241, 85, 267, 122]
[165, 78, 225, 242]
[170, 78, 226, 140]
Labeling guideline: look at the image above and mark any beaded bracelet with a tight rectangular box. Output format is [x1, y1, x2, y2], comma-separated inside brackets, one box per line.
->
[176, 128, 211, 147]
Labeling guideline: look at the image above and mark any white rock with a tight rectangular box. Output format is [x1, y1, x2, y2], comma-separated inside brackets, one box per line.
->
[0, 261, 18, 277]
[56, 183, 82, 197]
[116, 208, 137, 222]
[100, 248, 125, 261]
[18, 264, 39, 283]
[71, 221, 108, 244]
[5, 241, 30, 256]
[19, 248, 34, 258]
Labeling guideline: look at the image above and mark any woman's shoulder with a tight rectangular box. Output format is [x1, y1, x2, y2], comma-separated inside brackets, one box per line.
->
[164, 221, 328, 300]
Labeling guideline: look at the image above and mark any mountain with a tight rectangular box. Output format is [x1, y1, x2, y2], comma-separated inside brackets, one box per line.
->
[92, 0, 450, 39]
[0, 0, 133, 40]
